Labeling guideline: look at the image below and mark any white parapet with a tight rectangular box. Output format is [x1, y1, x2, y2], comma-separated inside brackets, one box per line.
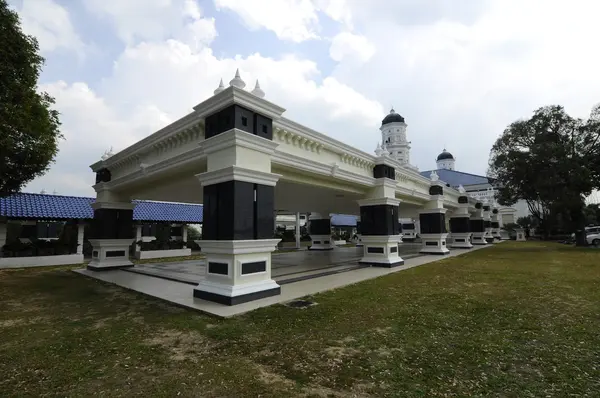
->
[420, 233, 450, 255]
[0, 253, 84, 269]
[193, 239, 281, 306]
[135, 248, 192, 260]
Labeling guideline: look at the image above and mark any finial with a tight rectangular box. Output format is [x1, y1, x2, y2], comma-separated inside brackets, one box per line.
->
[390, 106, 395, 114]
[458, 184, 466, 194]
[381, 144, 389, 156]
[229, 68, 246, 89]
[101, 147, 114, 161]
[430, 170, 439, 182]
[375, 142, 383, 157]
[40, 189, 47, 194]
[250, 79, 265, 98]
[213, 78, 225, 95]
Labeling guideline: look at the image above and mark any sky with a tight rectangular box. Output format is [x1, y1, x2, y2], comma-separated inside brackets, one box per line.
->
[9, 0, 600, 198]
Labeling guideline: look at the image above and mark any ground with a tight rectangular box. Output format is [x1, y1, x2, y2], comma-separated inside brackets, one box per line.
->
[1, 242, 599, 397]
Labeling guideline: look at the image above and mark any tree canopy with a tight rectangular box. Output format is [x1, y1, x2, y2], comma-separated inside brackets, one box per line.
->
[488, 104, 600, 241]
[0, 0, 62, 197]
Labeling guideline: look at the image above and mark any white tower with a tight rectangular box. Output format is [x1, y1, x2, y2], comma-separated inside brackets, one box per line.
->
[380, 108, 411, 166]
[436, 148, 456, 170]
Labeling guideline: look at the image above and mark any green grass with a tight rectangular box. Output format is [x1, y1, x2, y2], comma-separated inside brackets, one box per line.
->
[1, 242, 599, 397]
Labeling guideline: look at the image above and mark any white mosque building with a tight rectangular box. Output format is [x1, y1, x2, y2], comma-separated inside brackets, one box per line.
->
[378, 108, 530, 226]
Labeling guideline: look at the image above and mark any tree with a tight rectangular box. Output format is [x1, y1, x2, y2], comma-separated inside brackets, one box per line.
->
[488, 104, 600, 245]
[0, 0, 62, 197]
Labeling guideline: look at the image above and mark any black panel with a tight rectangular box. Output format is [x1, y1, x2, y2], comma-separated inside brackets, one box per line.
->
[367, 247, 384, 254]
[204, 104, 273, 140]
[106, 250, 126, 258]
[324, 240, 330, 244]
[241, 261, 266, 274]
[475, 202, 483, 209]
[483, 205, 491, 211]
[208, 262, 228, 275]
[255, 185, 274, 239]
[194, 286, 280, 305]
[402, 223, 415, 230]
[419, 213, 447, 234]
[90, 208, 133, 240]
[92, 251, 99, 258]
[254, 113, 273, 140]
[470, 219, 485, 232]
[449, 217, 470, 233]
[484, 221, 492, 228]
[425, 241, 438, 246]
[360, 205, 400, 236]
[429, 185, 444, 196]
[313, 241, 321, 244]
[373, 164, 395, 179]
[310, 219, 331, 235]
[458, 196, 469, 204]
[95, 168, 111, 184]
[455, 238, 465, 242]
[492, 209, 499, 214]
[390, 246, 398, 253]
[356, 221, 361, 234]
[491, 222, 500, 228]
[203, 181, 274, 241]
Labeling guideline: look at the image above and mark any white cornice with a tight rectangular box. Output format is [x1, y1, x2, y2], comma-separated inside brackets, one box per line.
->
[357, 197, 401, 207]
[196, 166, 281, 187]
[201, 129, 279, 156]
[275, 118, 377, 163]
[90, 113, 203, 172]
[192, 86, 286, 120]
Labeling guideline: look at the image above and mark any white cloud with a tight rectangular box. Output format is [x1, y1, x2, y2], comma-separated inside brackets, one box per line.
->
[83, 0, 217, 46]
[214, 0, 320, 42]
[13, 0, 84, 54]
[329, 31, 375, 63]
[20, 0, 600, 196]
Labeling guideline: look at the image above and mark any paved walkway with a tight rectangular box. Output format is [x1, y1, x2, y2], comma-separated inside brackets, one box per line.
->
[75, 243, 493, 318]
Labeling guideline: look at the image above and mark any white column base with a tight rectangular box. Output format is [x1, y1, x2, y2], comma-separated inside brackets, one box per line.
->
[420, 233, 450, 255]
[309, 235, 333, 250]
[402, 230, 417, 241]
[516, 229, 527, 241]
[88, 239, 134, 270]
[359, 235, 403, 267]
[484, 228, 494, 243]
[450, 232, 473, 249]
[472, 232, 488, 245]
[193, 239, 281, 306]
[492, 229, 502, 240]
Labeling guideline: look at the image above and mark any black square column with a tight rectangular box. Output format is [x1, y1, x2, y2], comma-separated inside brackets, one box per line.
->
[419, 212, 447, 234]
[202, 181, 275, 240]
[449, 217, 470, 233]
[360, 205, 400, 236]
[90, 208, 134, 240]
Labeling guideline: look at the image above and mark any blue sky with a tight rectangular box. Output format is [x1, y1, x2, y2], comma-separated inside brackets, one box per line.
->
[8, 0, 600, 197]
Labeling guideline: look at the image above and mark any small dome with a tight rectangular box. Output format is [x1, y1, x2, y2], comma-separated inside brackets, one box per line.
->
[381, 108, 405, 126]
[437, 149, 454, 161]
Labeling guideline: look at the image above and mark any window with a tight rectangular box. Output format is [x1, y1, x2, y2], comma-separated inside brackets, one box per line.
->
[36, 222, 62, 239]
[241, 116, 248, 126]
[262, 124, 267, 134]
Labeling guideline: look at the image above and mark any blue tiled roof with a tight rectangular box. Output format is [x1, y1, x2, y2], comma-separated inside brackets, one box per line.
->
[0, 193, 203, 223]
[331, 214, 357, 227]
[420, 169, 493, 188]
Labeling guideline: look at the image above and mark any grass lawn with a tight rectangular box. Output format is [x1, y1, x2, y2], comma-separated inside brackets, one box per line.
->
[1, 242, 599, 397]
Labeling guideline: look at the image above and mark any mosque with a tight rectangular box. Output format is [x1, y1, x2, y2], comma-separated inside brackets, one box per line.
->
[378, 108, 530, 227]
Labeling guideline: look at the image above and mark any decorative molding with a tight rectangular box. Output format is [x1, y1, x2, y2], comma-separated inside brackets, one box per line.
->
[202, 128, 279, 156]
[358, 197, 401, 207]
[196, 166, 281, 187]
[193, 85, 286, 120]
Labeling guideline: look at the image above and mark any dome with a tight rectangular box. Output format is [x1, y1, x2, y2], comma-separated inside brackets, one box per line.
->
[381, 108, 405, 125]
[437, 149, 454, 161]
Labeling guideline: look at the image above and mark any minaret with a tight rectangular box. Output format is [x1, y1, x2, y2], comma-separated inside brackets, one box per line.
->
[379, 108, 411, 166]
[436, 148, 456, 170]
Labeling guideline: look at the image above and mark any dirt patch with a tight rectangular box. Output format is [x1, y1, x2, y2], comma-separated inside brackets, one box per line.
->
[372, 326, 392, 335]
[145, 329, 214, 362]
[256, 364, 295, 387]
[325, 346, 361, 358]
[338, 336, 356, 344]
[0, 316, 47, 328]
